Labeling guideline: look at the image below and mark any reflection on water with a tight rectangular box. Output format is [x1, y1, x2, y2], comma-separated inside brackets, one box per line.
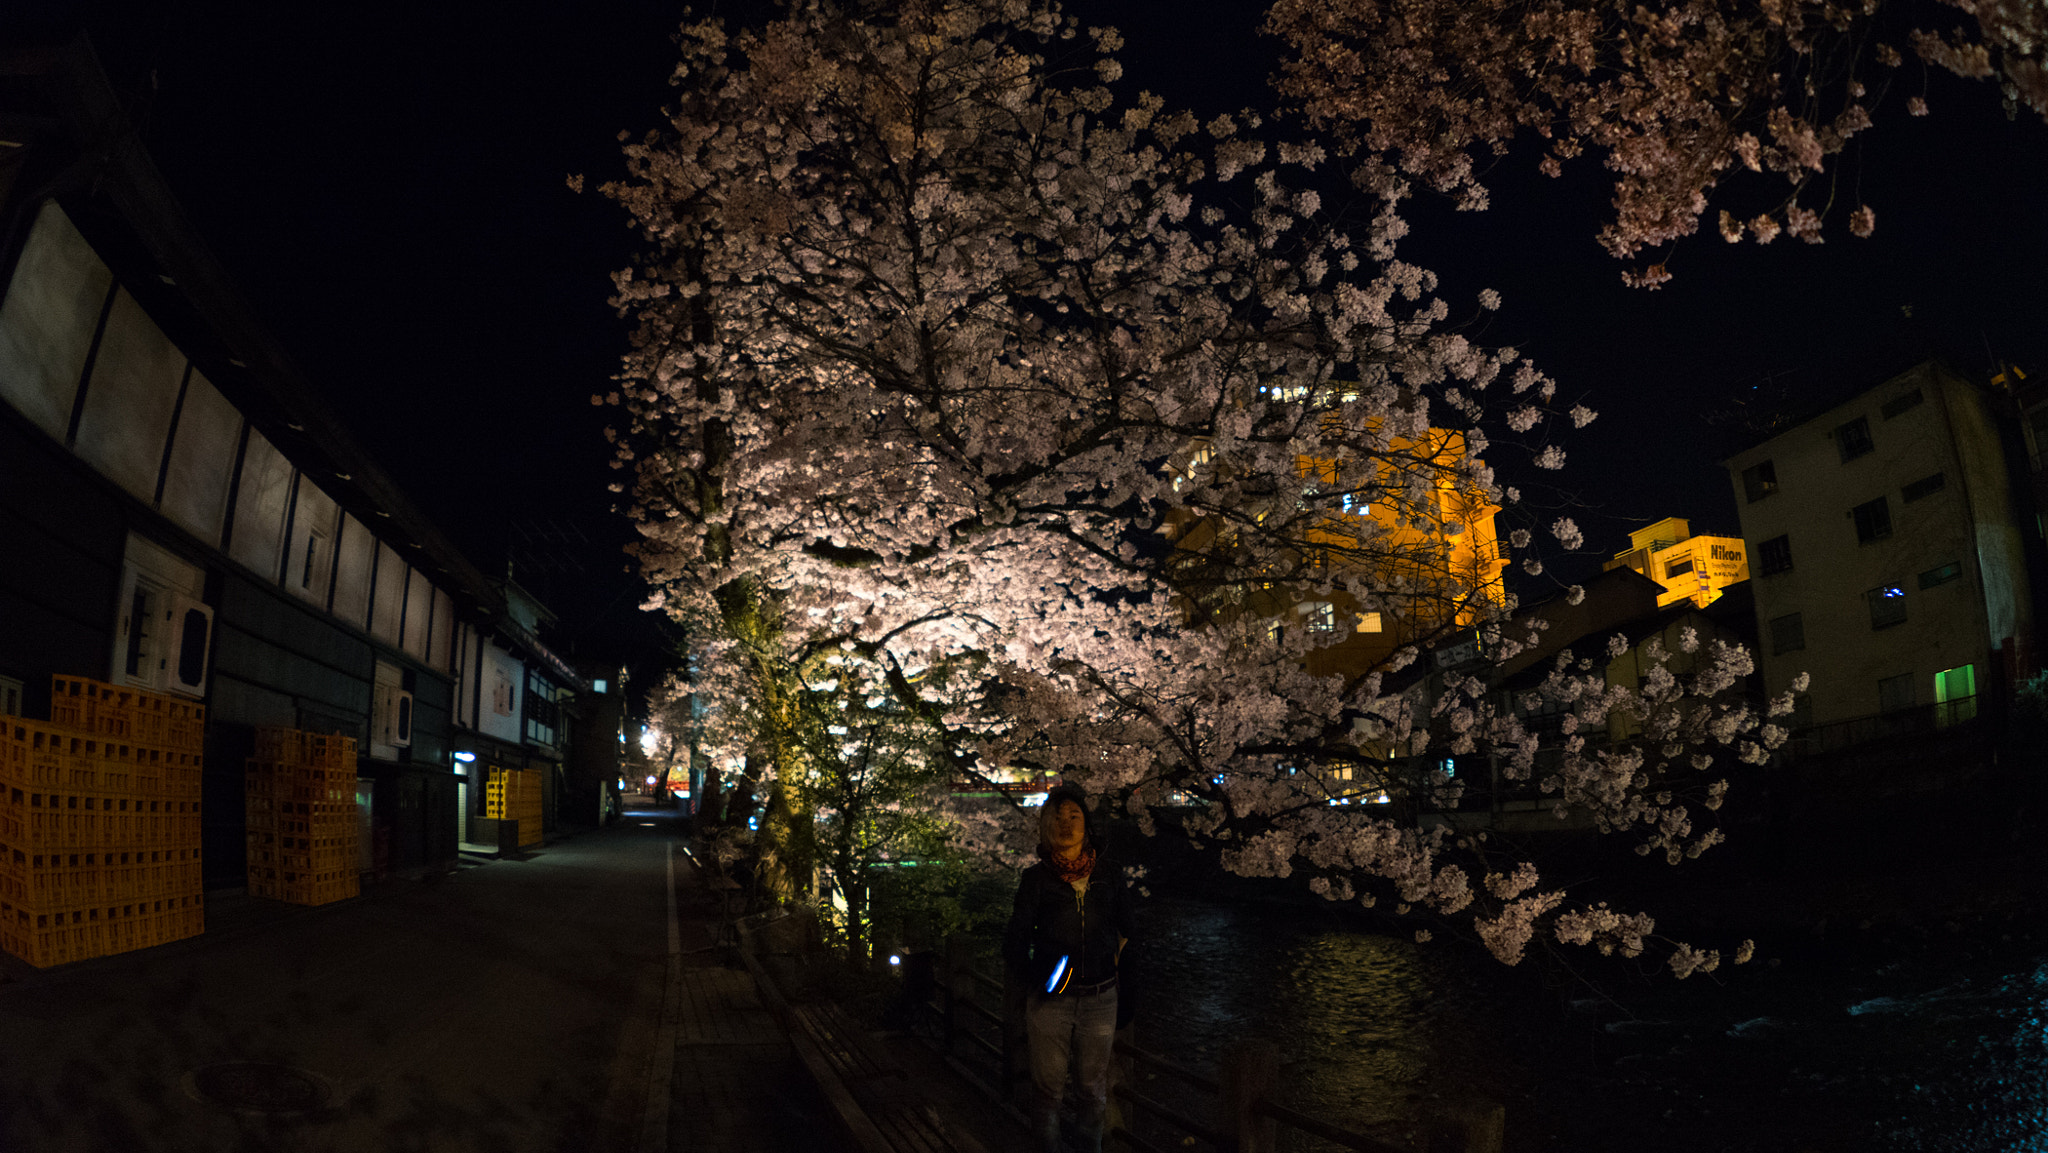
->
[1128, 896, 1513, 1148]
[1128, 894, 2048, 1152]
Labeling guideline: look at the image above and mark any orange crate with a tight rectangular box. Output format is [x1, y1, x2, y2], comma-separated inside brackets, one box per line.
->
[48, 677, 95, 731]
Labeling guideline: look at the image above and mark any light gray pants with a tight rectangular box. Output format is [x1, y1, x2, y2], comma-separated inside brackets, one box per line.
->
[1025, 988, 1118, 1153]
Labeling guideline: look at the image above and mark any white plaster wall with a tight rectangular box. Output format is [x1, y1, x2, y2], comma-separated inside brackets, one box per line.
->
[454, 623, 480, 730]
[431, 589, 457, 673]
[332, 513, 375, 628]
[479, 643, 523, 745]
[74, 289, 185, 502]
[284, 479, 341, 605]
[158, 369, 240, 546]
[371, 541, 406, 645]
[0, 202, 109, 440]
[228, 429, 292, 579]
[402, 567, 432, 658]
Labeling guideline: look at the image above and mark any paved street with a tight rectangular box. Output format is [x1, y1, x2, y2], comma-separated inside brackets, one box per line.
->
[0, 804, 842, 1153]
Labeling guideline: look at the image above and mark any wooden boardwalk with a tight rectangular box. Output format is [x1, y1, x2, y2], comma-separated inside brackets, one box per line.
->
[659, 848, 847, 1153]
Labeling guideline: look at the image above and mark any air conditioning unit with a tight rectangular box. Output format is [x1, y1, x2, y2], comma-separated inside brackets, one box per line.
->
[375, 684, 414, 749]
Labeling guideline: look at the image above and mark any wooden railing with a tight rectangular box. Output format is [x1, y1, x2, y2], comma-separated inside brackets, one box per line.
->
[923, 940, 1502, 1153]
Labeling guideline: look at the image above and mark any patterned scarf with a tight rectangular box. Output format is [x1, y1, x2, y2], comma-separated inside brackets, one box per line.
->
[1048, 845, 1097, 886]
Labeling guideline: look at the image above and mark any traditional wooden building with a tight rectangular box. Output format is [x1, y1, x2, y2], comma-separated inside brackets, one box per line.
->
[0, 38, 595, 892]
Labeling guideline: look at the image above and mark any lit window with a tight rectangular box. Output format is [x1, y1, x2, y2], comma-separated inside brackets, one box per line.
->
[1356, 611, 1383, 633]
[1935, 664, 1977, 728]
[1172, 443, 1214, 492]
[1306, 601, 1337, 632]
[1866, 584, 1907, 629]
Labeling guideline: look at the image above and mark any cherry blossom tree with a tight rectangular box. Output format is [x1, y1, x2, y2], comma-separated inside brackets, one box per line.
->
[1267, 0, 2048, 285]
[604, 0, 1781, 975]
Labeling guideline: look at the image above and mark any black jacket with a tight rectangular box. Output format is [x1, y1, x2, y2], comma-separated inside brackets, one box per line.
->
[1003, 853, 1132, 992]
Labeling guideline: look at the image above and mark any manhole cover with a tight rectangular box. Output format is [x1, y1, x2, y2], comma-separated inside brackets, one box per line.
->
[183, 1062, 334, 1115]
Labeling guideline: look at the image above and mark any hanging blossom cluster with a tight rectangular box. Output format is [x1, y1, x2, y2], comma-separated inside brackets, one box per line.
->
[1266, 0, 2048, 284]
[604, 0, 1773, 972]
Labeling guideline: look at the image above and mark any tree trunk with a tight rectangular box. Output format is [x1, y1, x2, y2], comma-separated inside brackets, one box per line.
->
[756, 768, 816, 905]
[694, 757, 724, 836]
[840, 855, 869, 968]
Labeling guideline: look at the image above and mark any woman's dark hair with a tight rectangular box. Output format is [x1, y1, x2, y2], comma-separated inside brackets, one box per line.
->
[1035, 783, 1095, 860]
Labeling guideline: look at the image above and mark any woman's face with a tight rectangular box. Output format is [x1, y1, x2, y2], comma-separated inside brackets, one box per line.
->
[1047, 799, 1088, 854]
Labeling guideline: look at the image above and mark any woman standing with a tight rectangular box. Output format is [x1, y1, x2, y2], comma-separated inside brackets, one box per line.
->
[1004, 784, 1132, 1153]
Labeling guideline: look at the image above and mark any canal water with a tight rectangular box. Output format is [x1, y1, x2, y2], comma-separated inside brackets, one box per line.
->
[1123, 894, 2048, 1152]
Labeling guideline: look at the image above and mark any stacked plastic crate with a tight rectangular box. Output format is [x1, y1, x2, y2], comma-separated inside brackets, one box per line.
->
[246, 728, 359, 906]
[0, 676, 206, 967]
[485, 767, 543, 847]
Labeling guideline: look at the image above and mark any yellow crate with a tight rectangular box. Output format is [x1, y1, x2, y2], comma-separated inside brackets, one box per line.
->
[247, 728, 359, 901]
[47, 677, 98, 731]
[4, 721, 74, 791]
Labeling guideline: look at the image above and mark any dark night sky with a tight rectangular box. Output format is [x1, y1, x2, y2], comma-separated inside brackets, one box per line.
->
[33, 0, 2048, 661]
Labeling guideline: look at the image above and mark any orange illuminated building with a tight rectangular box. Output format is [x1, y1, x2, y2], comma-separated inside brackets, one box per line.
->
[1602, 517, 1749, 609]
[1167, 421, 1508, 678]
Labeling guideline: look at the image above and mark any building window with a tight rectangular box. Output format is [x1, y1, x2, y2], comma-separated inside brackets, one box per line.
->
[1866, 584, 1908, 629]
[0, 675, 20, 718]
[1901, 473, 1946, 503]
[1935, 664, 1978, 727]
[1851, 497, 1892, 543]
[1356, 611, 1383, 633]
[1880, 389, 1924, 420]
[1878, 672, 1916, 714]
[1835, 416, 1874, 462]
[1171, 443, 1214, 492]
[1665, 558, 1695, 579]
[1759, 534, 1793, 575]
[525, 673, 562, 748]
[1306, 601, 1337, 632]
[1741, 460, 1778, 503]
[1918, 561, 1962, 589]
[1769, 613, 1805, 654]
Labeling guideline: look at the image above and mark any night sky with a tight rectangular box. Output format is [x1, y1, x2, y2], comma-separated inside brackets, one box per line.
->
[31, 0, 2048, 672]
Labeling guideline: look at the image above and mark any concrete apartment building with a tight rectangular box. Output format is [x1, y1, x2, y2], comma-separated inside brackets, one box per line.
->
[1726, 360, 2032, 742]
